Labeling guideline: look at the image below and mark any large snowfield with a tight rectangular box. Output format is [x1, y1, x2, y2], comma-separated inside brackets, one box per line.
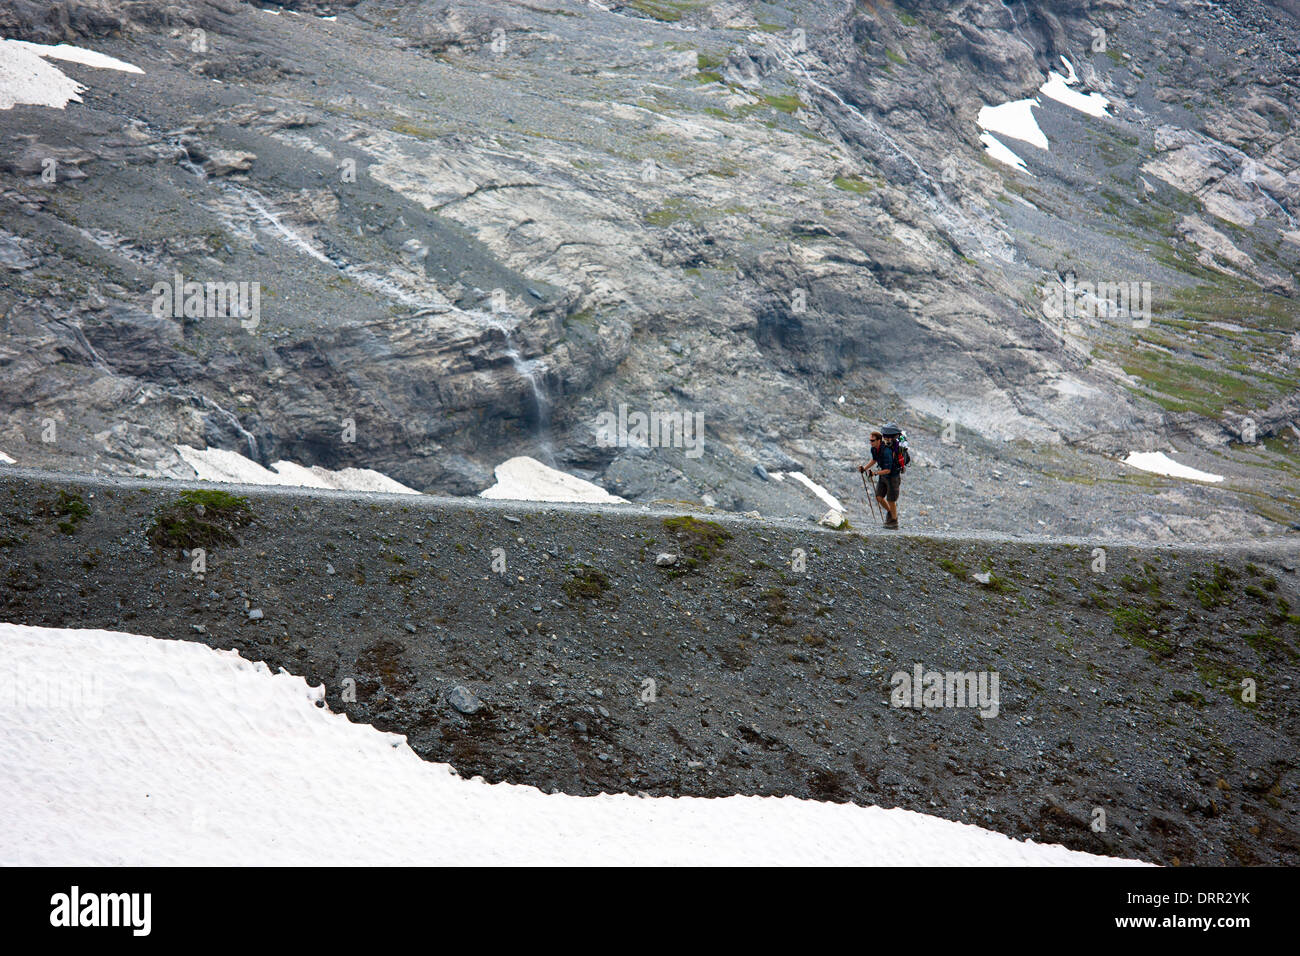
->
[0, 623, 1148, 866]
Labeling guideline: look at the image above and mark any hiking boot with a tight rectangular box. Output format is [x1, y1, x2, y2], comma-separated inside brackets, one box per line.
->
[884, 517, 899, 529]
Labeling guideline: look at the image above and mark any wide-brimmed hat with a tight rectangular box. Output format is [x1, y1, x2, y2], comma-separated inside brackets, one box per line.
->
[880, 422, 902, 437]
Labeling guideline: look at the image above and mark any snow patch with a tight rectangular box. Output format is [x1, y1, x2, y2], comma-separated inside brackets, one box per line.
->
[977, 99, 1048, 150]
[175, 445, 419, 494]
[1040, 71, 1110, 118]
[480, 456, 627, 504]
[0, 449, 14, 464]
[9, 41, 144, 74]
[1123, 452, 1223, 483]
[0, 38, 142, 111]
[787, 471, 844, 512]
[0, 623, 1150, 866]
[979, 132, 1030, 173]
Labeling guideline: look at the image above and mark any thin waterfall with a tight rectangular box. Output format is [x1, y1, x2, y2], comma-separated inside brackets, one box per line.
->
[480, 312, 555, 466]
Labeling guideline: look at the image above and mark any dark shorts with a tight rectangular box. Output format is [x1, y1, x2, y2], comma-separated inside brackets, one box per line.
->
[876, 472, 901, 502]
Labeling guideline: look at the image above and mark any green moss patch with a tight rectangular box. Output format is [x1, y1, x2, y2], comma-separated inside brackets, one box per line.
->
[147, 489, 254, 550]
[40, 491, 91, 535]
[624, 0, 704, 22]
[563, 564, 611, 600]
[660, 515, 731, 574]
[832, 174, 876, 194]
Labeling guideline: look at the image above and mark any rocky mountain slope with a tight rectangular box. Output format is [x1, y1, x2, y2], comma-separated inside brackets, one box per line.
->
[2, 469, 1297, 864]
[1, 0, 1298, 538]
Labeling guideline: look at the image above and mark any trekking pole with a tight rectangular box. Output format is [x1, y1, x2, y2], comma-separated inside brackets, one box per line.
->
[860, 468, 885, 527]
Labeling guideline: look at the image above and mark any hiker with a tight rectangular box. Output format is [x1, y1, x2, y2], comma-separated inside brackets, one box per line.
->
[859, 424, 907, 528]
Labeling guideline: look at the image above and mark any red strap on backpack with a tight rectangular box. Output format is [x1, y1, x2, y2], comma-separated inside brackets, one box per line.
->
[890, 438, 906, 475]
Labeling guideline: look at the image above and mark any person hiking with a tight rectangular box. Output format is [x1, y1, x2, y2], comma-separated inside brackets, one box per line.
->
[859, 425, 904, 528]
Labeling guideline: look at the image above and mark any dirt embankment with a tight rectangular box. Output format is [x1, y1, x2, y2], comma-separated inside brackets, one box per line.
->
[2, 470, 1298, 864]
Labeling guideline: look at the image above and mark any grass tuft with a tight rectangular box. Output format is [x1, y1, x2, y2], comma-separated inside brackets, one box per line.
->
[147, 489, 254, 550]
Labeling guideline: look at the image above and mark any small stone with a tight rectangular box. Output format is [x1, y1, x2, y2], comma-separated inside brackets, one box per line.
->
[753, 464, 770, 481]
[326, 563, 335, 575]
[655, 553, 678, 567]
[247, 608, 263, 620]
[404, 622, 417, 633]
[819, 509, 845, 528]
[191, 624, 207, 634]
[504, 515, 521, 523]
[971, 572, 991, 585]
[447, 685, 483, 715]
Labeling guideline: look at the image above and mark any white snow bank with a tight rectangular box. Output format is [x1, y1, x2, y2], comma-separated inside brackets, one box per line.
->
[480, 455, 627, 504]
[174, 444, 419, 494]
[271, 461, 419, 495]
[979, 132, 1030, 173]
[787, 471, 844, 512]
[0, 38, 142, 111]
[9, 41, 144, 74]
[0, 623, 1149, 866]
[977, 99, 1048, 150]
[1040, 71, 1110, 117]
[0, 449, 14, 465]
[1123, 451, 1223, 483]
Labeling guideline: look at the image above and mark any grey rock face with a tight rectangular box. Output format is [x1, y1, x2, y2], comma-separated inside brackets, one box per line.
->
[0, 0, 1296, 539]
